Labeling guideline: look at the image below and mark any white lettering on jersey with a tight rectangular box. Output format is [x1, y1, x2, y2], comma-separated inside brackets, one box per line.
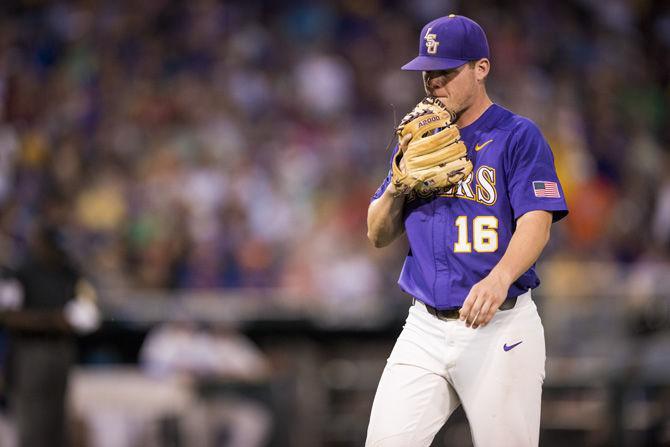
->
[476, 165, 497, 205]
[436, 166, 498, 206]
[455, 172, 475, 199]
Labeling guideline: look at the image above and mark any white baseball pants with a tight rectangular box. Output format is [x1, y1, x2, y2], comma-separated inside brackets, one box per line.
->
[365, 290, 545, 447]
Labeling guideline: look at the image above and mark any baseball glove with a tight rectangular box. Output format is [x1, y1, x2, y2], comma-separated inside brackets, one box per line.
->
[391, 98, 473, 195]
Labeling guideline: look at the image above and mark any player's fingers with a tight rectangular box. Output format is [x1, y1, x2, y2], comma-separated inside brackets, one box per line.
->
[399, 133, 413, 150]
[472, 300, 493, 329]
[479, 296, 506, 327]
[483, 305, 498, 326]
[459, 289, 475, 322]
[470, 293, 493, 328]
[464, 293, 484, 327]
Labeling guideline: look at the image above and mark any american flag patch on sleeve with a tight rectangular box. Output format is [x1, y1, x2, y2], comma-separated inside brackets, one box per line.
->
[532, 181, 560, 198]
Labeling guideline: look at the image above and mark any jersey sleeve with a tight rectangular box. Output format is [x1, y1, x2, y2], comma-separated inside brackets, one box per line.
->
[507, 119, 568, 222]
[371, 144, 400, 201]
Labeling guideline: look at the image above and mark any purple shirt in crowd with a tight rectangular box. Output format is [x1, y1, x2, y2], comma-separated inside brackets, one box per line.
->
[373, 104, 569, 309]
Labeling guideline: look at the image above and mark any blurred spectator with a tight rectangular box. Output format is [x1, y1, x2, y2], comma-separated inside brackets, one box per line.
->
[0, 224, 100, 447]
[140, 320, 272, 447]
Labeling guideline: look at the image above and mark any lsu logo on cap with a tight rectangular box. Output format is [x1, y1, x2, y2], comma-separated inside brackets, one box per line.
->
[424, 27, 439, 55]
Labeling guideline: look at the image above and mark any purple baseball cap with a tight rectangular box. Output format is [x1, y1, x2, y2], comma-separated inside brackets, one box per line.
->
[402, 14, 490, 71]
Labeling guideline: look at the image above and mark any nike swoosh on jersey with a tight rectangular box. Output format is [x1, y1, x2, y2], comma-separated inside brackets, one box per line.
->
[503, 341, 523, 352]
[475, 139, 494, 152]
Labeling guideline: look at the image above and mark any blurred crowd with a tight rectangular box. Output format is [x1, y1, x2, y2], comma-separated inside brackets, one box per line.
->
[0, 0, 668, 306]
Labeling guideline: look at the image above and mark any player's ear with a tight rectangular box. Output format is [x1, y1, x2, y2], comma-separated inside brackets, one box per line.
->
[473, 59, 490, 82]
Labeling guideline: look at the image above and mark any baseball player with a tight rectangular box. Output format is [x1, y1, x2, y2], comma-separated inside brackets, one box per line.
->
[365, 15, 568, 447]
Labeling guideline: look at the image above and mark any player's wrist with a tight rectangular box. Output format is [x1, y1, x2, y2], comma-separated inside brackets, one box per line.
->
[385, 183, 406, 200]
[489, 268, 514, 289]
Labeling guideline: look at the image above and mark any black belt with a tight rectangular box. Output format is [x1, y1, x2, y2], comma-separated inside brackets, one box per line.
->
[415, 296, 518, 320]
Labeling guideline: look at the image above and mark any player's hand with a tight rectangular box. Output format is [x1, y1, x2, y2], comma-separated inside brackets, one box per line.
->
[459, 271, 511, 329]
[387, 133, 412, 197]
[398, 133, 412, 162]
[397, 134, 411, 174]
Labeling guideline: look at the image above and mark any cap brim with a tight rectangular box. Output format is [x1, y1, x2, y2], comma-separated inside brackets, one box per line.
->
[401, 56, 467, 71]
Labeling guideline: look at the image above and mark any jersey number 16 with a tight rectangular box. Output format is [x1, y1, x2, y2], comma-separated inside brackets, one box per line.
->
[454, 216, 498, 253]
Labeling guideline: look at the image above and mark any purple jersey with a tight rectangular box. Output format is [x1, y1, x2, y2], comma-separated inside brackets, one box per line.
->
[372, 104, 568, 309]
